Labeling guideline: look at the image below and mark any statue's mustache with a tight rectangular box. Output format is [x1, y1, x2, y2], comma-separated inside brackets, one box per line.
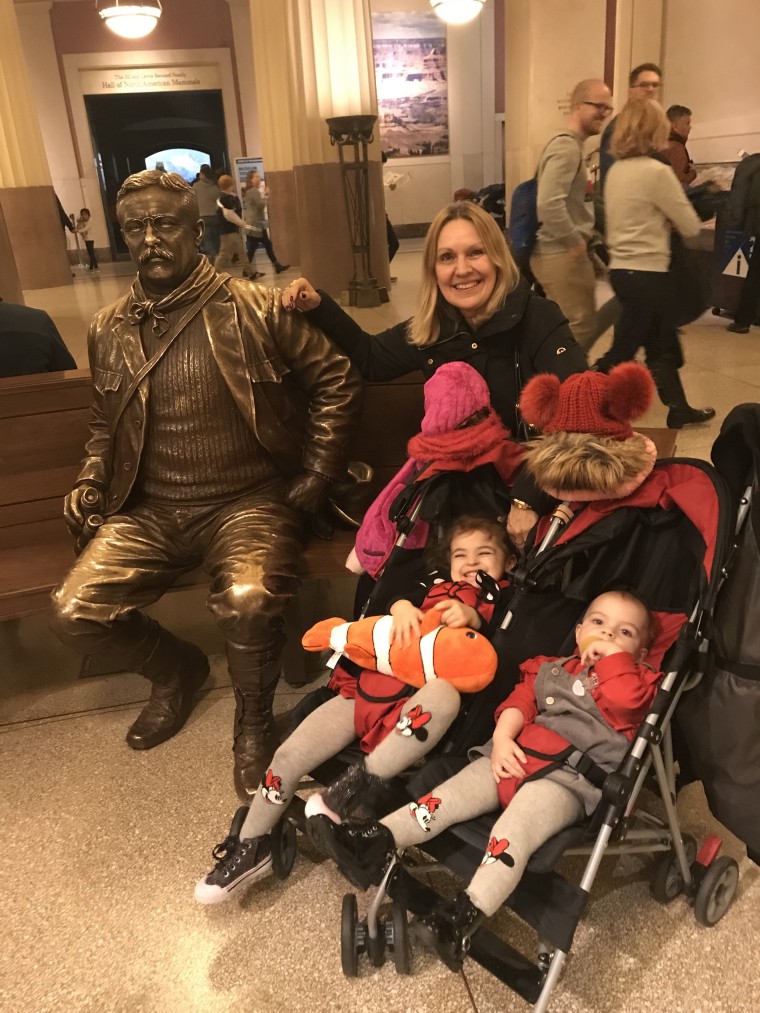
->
[140, 249, 174, 263]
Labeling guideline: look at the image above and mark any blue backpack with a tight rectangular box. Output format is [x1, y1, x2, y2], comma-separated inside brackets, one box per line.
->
[508, 177, 539, 269]
[508, 133, 580, 270]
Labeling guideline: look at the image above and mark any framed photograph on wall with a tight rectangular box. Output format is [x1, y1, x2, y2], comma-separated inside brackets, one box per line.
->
[371, 11, 449, 158]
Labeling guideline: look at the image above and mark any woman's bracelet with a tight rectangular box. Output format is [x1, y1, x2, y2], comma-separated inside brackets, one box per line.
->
[510, 498, 534, 512]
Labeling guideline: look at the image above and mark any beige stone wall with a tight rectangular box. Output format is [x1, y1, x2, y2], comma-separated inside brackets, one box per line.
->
[662, 0, 760, 163]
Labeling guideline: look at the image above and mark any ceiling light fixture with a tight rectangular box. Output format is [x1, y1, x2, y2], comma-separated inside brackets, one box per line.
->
[429, 0, 486, 25]
[98, 0, 163, 39]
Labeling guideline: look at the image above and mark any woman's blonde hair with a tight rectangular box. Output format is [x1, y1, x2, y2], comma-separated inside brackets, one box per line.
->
[610, 99, 670, 159]
[408, 201, 521, 347]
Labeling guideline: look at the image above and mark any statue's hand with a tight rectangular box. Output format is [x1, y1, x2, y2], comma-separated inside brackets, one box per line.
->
[286, 472, 330, 514]
[64, 483, 103, 536]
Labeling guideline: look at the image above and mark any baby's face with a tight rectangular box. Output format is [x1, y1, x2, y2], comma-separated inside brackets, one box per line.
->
[449, 529, 508, 586]
[575, 592, 650, 660]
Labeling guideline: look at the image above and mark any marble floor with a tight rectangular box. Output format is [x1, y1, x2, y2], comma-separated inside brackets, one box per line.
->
[3, 243, 760, 1013]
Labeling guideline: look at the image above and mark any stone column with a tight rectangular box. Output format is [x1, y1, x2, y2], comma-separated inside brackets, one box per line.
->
[0, 0, 72, 290]
[225, 0, 262, 158]
[249, 0, 390, 298]
[611, 0, 664, 102]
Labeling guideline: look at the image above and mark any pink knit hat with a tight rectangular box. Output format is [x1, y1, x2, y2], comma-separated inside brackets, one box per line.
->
[421, 362, 491, 435]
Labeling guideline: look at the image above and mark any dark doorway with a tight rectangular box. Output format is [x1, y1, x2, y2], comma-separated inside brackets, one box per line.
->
[84, 90, 229, 258]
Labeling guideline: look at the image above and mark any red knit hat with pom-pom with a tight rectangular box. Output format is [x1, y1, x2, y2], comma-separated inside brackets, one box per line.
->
[520, 362, 654, 441]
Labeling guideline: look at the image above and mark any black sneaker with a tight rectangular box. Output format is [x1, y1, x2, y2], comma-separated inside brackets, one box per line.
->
[194, 809, 272, 904]
[305, 813, 395, 891]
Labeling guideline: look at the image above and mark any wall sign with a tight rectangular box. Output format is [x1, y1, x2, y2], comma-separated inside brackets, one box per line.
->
[80, 65, 221, 95]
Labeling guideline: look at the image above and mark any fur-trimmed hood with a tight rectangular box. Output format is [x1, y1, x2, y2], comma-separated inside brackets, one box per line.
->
[519, 363, 657, 501]
[523, 430, 657, 500]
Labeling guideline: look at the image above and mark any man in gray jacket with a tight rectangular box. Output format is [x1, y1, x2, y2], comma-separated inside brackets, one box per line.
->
[192, 164, 221, 259]
[530, 79, 613, 352]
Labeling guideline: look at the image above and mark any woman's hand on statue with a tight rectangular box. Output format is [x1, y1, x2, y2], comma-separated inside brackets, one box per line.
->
[491, 736, 527, 782]
[281, 277, 321, 312]
[389, 599, 424, 648]
[285, 472, 329, 513]
[506, 504, 538, 551]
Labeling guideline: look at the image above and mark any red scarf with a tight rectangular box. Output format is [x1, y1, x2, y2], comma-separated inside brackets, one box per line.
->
[407, 411, 524, 484]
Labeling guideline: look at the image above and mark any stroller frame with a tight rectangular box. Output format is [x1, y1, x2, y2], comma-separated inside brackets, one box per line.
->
[244, 457, 740, 1009]
[327, 459, 742, 1009]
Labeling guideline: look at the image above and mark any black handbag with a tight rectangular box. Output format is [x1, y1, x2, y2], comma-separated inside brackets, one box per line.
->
[670, 232, 709, 327]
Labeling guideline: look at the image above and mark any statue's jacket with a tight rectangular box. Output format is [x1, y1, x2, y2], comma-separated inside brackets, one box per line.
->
[77, 278, 363, 514]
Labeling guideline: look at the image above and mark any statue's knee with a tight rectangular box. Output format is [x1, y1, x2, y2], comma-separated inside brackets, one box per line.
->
[212, 581, 282, 636]
[49, 586, 84, 639]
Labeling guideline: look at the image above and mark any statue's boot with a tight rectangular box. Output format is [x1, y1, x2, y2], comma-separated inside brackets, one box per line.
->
[227, 641, 282, 801]
[126, 618, 210, 750]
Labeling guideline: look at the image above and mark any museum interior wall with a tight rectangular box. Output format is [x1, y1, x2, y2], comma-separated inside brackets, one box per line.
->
[5, 0, 760, 291]
[661, 0, 760, 163]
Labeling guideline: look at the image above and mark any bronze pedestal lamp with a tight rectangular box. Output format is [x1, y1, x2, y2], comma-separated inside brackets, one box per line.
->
[326, 114, 388, 308]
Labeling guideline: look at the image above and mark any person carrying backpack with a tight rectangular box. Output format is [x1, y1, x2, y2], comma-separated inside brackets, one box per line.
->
[529, 79, 613, 354]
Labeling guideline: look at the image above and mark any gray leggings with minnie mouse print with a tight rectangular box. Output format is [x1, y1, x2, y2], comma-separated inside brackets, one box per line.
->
[238, 679, 462, 842]
[381, 756, 584, 917]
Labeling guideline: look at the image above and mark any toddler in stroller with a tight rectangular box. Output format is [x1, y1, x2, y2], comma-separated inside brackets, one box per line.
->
[194, 362, 523, 905]
[194, 513, 516, 904]
[302, 364, 740, 1006]
[306, 588, 661, 971]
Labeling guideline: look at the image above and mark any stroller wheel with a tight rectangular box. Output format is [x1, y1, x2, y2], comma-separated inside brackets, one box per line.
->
[390, 902, 411, 974]
[271, 818, 298, 879]
[650, 834, 697, 903]
[694, 856, 739, 927]
[341, 893, 362, 976]
[229, 804, 251, 839]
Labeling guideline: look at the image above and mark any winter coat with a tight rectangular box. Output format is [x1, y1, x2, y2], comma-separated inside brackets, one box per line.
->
[192, 176, 221, 217]
[305, 282, 587, 512]
[78, 270, 361, 514]
[725, 153, 760, 234]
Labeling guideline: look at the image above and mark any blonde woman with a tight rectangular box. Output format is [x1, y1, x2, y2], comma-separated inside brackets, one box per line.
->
[282, 201, 586, 547]
[595, 100, 714, 428]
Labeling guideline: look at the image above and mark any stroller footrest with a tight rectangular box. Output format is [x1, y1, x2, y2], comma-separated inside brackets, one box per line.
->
[526, 823, 590, 873]
[468, 928, 544, 1004]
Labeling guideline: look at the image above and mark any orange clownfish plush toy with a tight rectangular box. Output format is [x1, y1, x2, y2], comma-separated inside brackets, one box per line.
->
[301, 610, 497, 693]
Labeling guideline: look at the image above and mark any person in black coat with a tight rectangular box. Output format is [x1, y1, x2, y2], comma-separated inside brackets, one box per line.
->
[282, 200, 587, 549]
[0, 300, 76, 377]
[727, 157, 760, 334]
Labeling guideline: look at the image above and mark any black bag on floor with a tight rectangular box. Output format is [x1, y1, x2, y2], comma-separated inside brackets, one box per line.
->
[670, 232, 709, 326]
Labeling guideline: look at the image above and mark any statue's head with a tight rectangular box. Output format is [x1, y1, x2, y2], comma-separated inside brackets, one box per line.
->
[116, 170, 203, 294]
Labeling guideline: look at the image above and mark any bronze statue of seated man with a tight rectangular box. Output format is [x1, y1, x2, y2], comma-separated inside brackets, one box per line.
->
[50, 169, 361, 799]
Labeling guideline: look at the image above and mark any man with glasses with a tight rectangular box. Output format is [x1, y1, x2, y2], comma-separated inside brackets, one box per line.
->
[530, 78, 613, 353]
[599, 63, 662, 185]
[50, 169, 361, 799]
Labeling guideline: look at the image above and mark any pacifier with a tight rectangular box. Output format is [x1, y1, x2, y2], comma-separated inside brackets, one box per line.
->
[579, 635, 601, 655]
